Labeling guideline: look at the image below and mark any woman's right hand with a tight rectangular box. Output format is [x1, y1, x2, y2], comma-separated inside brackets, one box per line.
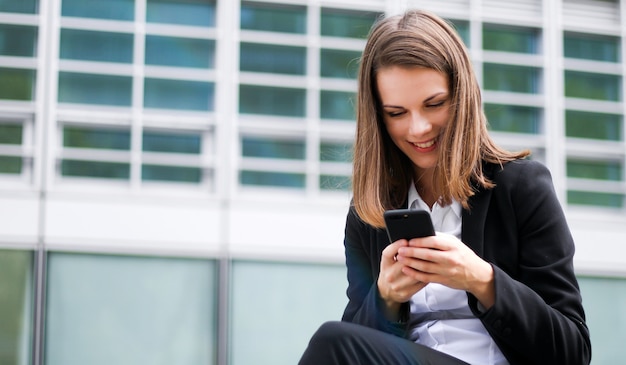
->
[377, 239, 427, 321]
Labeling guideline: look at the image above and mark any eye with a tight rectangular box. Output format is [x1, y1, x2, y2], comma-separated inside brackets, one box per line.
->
[426, 100, 446, 108]
[384, 109, 405, 118]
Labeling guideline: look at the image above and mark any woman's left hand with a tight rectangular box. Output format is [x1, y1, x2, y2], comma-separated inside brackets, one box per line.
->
[396, 232, 496, 309]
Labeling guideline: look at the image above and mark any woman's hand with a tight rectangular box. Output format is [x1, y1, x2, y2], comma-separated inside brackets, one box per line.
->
[396, 232, 495, 309]
[377, 240, 428, 321]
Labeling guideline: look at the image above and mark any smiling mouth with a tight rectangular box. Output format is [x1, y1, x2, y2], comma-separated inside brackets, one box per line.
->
[411, 138, 436, 148]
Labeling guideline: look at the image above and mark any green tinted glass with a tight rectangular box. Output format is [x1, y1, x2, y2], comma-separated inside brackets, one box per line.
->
[146, 0, 216, 27]
[565, 71, 621, 101]
[144, 79, 214, 111]
[484, 64, 539, 93]
[142, 165, 201, 183]
[0, 0, 38, 13]
[0, 68, 35, 101]
[60, 29, 133, 63]
[0, 156, 22, 174]
[320, 49, 360, 79]
[58, 72, 132, 106]
[239, 85, 305, 117]
[567, 191, 623, 208]
[320, 142, 352, 162]
[143, 131, 201, 154]
[565, 110, 622, 141]
[320, 90, 355, 121]
[0, 249, 33, 365]
[564, 33, 620, 62]
[567, 159, 622, 181]
[239, 170, 305, 188]
[240, 43, 306, 75]
[145, 36, 214, 68]
[484, 104, 540, 134]
[242, 137, 305, 160]
[62, 0, 134, 20]
[0, 24, 37, 57]
[483, 25, 538, 53]
[61, 160, 130, 179]
[0, 124, 22, 144]
[448, 19, 469, 47]
[240, 2, 306, 34]
[63, 127, 130, 150]
[321, 8, 378, 39]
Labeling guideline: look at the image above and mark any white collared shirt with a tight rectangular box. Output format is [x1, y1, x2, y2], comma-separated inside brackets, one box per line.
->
[407, 182, 509, 365]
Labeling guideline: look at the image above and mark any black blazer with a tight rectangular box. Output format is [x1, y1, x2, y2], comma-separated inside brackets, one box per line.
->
[341, 159, 591, 365]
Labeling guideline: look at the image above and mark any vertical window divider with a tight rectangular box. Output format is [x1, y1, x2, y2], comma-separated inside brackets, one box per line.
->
[131, 0, 147, 190]
[620, 0, 626, 209]
[307, 4, 320, 196]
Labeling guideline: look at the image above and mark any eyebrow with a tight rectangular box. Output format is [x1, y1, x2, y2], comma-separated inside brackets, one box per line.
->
[381, 91, 448, 108]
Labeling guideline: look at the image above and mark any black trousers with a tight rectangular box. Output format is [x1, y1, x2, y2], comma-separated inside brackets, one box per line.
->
[298, 321, 470, 365]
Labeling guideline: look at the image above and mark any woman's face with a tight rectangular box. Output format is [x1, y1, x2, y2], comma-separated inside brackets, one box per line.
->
[377, 66, 450, 178]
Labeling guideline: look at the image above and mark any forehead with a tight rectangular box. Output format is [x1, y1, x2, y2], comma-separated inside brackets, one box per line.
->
[375, 66, 449, 102]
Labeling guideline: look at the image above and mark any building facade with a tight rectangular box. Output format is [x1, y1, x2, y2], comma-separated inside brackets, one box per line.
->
[0, 0, 625, 364]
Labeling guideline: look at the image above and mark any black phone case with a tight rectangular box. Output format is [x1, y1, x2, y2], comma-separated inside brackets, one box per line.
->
[383, 209, 435, 243]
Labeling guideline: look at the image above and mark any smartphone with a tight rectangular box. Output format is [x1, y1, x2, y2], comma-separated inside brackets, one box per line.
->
[383, 209, 435, 243]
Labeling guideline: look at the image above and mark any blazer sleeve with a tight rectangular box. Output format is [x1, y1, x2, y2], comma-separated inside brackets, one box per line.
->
[468, 160, 591, 365]
[340, 206, 409, 337]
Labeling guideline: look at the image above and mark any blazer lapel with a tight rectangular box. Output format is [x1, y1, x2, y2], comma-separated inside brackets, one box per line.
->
[461, 163, 497, 256]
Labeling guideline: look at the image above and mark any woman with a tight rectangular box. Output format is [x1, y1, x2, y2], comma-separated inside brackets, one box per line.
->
[299, 9, 591, 365]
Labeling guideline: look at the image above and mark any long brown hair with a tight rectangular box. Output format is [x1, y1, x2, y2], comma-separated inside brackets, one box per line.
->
[352, 9, 529, 228]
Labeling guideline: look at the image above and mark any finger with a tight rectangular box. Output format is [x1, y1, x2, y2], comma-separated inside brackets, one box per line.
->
[381, 239, 408, 264]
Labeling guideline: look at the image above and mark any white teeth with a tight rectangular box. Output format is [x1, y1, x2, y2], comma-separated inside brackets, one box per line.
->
[413, 139, 435, 148]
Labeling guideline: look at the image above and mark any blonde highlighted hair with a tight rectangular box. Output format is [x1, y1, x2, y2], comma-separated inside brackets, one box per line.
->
[352, 9, 529, 228]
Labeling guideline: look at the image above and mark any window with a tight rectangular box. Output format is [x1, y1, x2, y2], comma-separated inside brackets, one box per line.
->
[242, 137, 305, 160]
[239, 85, 306, 117]
[146, 0, 216, 27]
[145, 36, 215, 69]
[320, 49, 360, 79]
[567, 159, 624, 208]
[564, 32, 620, 62]
[564, 71, 621, 101]
[0, 68, 35, 101]
[0, 24, 37, 57]
[0, 123, 24, 174]
[449, 19, 469, 47]
[485, 104, 541, 134]
[240, 2, 306, 34]
[240, 43, 306, 75]
[483, 63, 540, 93]
[45, 253, 217, 365]
[320, 8, 378, 39]
[58, 72, 132, 106]
[320, 90, 355, 121]
[61, 0, 134, 20]
[483, 24, 539, 54]
[0, 249, 34, 365]
[229, 261, 346, 365]
[144, 78, 214, 111]
[565, 110, 622, 141]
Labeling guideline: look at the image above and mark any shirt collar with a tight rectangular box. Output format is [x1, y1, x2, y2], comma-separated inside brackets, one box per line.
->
[408, 179, 462, 218]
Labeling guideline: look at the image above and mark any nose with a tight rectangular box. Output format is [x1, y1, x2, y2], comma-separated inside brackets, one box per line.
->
[408, 112, 432, 135]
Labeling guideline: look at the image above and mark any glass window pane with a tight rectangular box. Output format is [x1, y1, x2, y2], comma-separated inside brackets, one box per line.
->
[320, 8, 378, 39]
[145, 35, 214, 68]
[567, 190, 623, 208]
[142, 164, 202, 182]
[484, 104, 541, 134]
[578, 276, 626, 364]
[320, 142, 352, 162]
[567, 159, 622, 181]
[564, 71, 621, 101]
[320, 90, 355, 120]
[320, 49, 360, 79]
[483, 63, 540, 93]
[0, 0, 37, 14]
[45, 253, 216, 365]
[240, 2, 306, 34]
[63, 127, 130, 150]
[242, 137, 305, 160]
[0, 124, 22, 144]
[564, 33, 620, 62]
[144, 78, 214, 111]
[239, 85, 305, 117]
[0, 67, 35, 101]
[565, 110, 622, 141]
[239, 170, 305, 188]
[0, 156, 22, 174]
[320, 174, 350, 191]
[230, 261, 346, 365]
[61, 0, 134, 21]
[61, 160, 130, 179]
[58, 72, 132, 106]
[0, 24, 37, 57]
[143, 131, 201, 154]
[60, 29, 133, 63]
[0, 249, 33, 365]
[146, 0, 216, 27]
[448, 19, 469, 47]
[240, 43, 306, 75]
[483, 25, 539, 54]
